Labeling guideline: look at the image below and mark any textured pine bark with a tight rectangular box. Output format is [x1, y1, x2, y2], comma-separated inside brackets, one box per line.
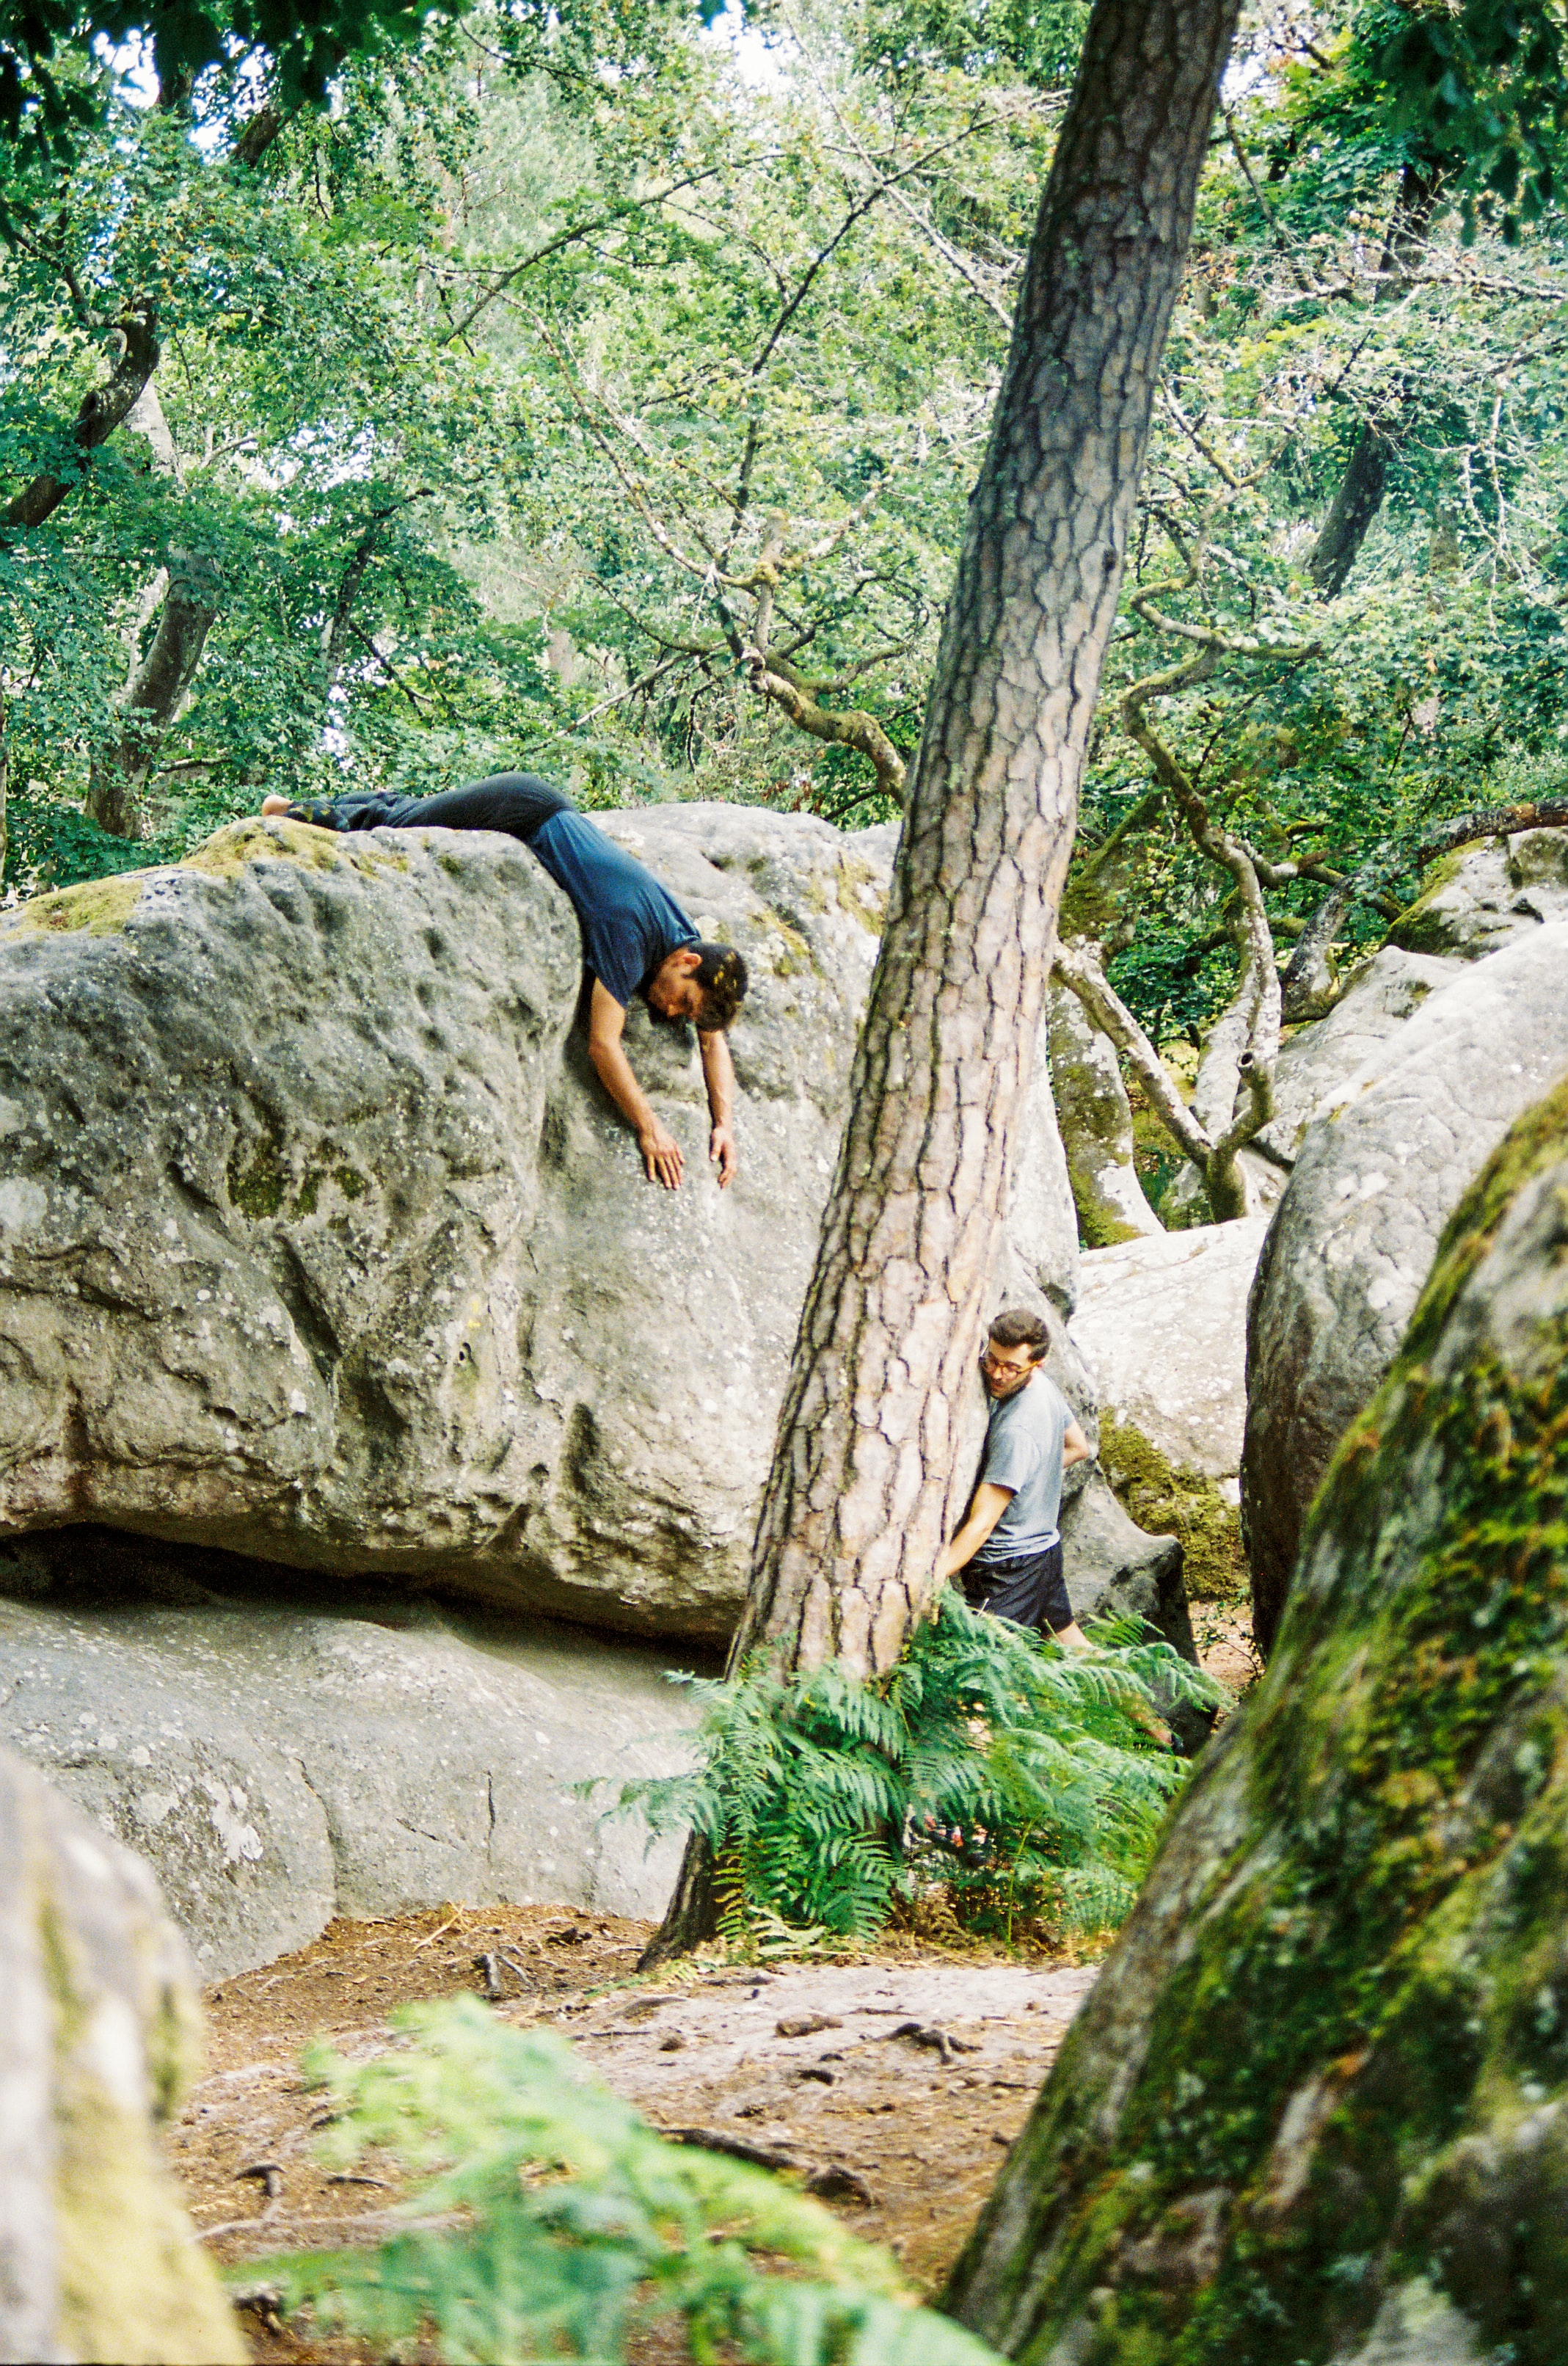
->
[643, 0, 1244, 1973]
[730, 0, 1244, 1683]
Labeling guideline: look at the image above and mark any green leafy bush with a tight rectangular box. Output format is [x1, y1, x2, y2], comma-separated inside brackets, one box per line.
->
[609, 1593, 1228, 1948]
[237, 1996, 1004, 2366]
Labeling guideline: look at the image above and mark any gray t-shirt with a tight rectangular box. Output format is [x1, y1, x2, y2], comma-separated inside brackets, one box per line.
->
[973, 1372, 1070, 1562]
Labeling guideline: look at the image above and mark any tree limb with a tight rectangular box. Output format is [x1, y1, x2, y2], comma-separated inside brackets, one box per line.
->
[1053, 938, 1213, 1168]
[1417, 798, 1568, 864]
[744, 652, 907, 797]
[3, 302, 160, 534]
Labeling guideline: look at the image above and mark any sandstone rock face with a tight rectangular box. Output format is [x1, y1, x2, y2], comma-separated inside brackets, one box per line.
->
[0, 1540, 699, 1978]
[0, 801, 1114, 1644]
[0, 1745, 245, 2363]
[1243, 922, 1568, 1650]
[1069, 1217, 1269, 1485]
[948, 1076, 1568, 2365]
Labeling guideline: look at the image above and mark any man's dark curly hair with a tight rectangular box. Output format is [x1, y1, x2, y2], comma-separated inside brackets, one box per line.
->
[691, 942, 748, 1031]
[987, 1307, 1050, 1362]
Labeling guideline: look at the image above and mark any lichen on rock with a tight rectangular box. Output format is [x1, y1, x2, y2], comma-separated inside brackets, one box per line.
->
[947, 1073, 1568, 2365]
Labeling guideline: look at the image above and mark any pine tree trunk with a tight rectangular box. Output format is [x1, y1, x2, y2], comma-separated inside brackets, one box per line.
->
[642, 0, 1241, 1965]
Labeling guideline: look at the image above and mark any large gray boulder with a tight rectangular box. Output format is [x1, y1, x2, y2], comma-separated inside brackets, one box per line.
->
[1259, 944, 1462, 1165]
[0, 1745, 245, 2363]
[0, 802, 1128, 1645]
[0, 1539, 699, 1978]
[1069, 1217, 1269, 1487]
[947, 1073, 1568, 2366]
[1242, 922, 1568, 1650]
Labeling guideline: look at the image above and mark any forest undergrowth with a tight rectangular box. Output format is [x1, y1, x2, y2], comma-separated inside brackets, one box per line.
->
[605, 1594, 1228, 1954]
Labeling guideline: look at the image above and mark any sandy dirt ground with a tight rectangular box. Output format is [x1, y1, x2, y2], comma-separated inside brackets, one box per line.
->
[168, 1614, 1255, 2359]
[167, 1905, 1096, 2361]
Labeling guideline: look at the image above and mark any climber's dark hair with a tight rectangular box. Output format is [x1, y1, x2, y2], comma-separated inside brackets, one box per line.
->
[987, 1308, 1050, 1362]
[692, 942, 748, 1031]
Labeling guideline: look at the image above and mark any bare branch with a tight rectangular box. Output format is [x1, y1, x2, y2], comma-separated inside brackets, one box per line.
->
[1054, 937, 1214, 1171]
[744, 652, 906, 797]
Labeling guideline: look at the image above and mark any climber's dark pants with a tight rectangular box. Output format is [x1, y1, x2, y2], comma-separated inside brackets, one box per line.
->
[962, 1540, 1073, 1635]
[298, 771, 572, 846]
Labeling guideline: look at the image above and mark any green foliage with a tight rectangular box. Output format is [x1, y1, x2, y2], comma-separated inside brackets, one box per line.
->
[1063, 17, 1568, 1054]
[1380, 0, 1568, 239]
[610, 1592, 1227, 1947]
[237, 1994, 1005, 2366]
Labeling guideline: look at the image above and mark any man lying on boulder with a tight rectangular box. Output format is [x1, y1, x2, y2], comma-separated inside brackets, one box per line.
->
[260, 771, 748, 1191]
[936, 1307, 1093, 1646]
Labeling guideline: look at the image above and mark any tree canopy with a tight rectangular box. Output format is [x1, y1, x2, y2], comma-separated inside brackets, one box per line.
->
[4, 0, 1568, 1165]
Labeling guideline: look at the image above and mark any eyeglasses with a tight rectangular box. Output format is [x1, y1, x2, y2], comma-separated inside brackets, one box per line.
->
[980, 1348, 1033, 1377]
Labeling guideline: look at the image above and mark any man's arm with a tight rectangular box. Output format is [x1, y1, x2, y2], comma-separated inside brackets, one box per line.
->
[587, 980, 685, 1189]
[1062, 1418, 1092, 1471]
[935, 1482, 1013, 1582]
[699, 1027, 738, 1188]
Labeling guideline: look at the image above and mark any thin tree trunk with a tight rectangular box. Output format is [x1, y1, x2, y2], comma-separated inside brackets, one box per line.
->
[86, 550, 222, 837]
[1305, 162, 1441, 599]
[642, 0, 1242, 1968]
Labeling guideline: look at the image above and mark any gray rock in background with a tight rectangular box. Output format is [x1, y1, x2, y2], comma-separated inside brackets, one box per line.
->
[0, 1559, 700, 1979]
[1060, 1471, 1188, 1652]
[1070, 1218, 1270, 1488]
[1386, 825, 1568, 959]
[1242, 921, 1568, 1650]
[1258, 945, 1462, 1165]
[1047, 984, 1163, 1244]
[0, 805, 1094, 1646]
[0, 1744, 245, 2362]
[1005, 1011, 1081, 1316]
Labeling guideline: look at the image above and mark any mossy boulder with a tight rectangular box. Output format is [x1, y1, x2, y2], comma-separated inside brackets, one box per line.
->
[947, 1074, 1568, 2366]
[0, 1746, 245, 2363]
[1047, 985, 1163, 1246]
[1387, 828, 1568, 960]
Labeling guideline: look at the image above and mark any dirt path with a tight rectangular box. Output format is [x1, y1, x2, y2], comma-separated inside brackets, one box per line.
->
[167, 1904, 1098, 2359]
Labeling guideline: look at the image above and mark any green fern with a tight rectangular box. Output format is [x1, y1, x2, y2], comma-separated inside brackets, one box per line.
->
[608, 1592, 1228, 1946]
[232, 1998, 1004, 2366]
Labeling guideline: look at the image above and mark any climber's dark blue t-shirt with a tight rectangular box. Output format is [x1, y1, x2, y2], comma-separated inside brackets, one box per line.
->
[529, 812, 698, 1010]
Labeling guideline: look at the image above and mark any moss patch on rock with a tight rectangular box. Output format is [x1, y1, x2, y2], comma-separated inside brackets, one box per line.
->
[834, 851, 887, 933]
[181, 817, 345, 882]
[3, 873, 147, 938]
[1385, 843, 1473, 955]
[1098, 1415, 1246, 1602]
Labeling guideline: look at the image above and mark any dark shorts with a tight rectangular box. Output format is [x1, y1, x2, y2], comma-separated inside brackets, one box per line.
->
[303, 771, 572, 847]
[963, 1540, 1072, 1634]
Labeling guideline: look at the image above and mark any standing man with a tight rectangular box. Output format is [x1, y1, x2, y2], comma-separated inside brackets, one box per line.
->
[936, 1308, 1093, 1648]
[260, 772, 748, 1191]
